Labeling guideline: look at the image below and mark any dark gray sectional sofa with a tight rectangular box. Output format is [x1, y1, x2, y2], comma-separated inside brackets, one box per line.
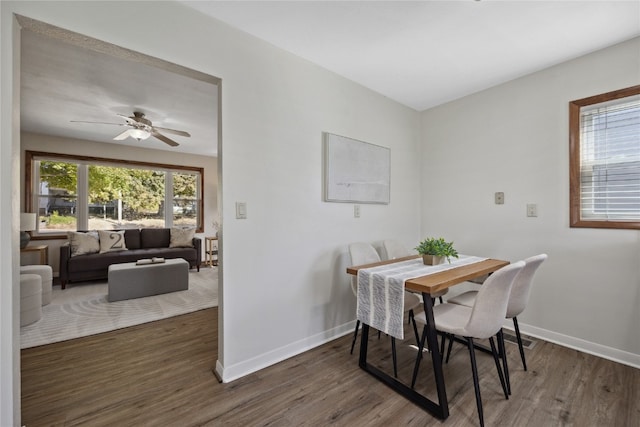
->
[59, 228, 201, 289]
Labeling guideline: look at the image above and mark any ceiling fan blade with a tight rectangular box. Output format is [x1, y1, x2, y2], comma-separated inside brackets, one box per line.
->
[118, 112, 153, 127]
[116, 114, 138, 125]
[152, 131, 179, 147]
[113, 129, 134, 140]
[153, 126, 191, 137]
[70, 120, 125, 126]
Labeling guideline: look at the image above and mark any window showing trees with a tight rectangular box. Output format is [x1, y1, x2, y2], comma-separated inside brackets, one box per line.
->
[37, 160, 78, 231]
[570, 85, 640, 229]
[172, 172, 199, 228]
[27, 152, 203, 235]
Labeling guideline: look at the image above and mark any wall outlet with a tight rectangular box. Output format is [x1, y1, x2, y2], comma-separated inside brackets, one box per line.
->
[527, 203, 538, 217]
[354, 204, 360, 218]
[495, 192, 504, 205]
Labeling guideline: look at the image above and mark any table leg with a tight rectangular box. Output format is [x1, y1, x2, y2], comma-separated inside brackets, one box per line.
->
[358, 323, 370, 369]
[41, 247, 47, 265]
[358, 304, 449, 419]
[422, 292, 449, 418]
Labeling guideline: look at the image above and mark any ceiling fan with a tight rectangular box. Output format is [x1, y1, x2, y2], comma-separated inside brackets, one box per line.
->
[71, 111, 190, 147]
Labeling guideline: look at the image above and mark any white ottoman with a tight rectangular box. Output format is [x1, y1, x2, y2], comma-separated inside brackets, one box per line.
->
[20, 265, 53, 306]
[20, 274, 42, 326]
[108, 258, 189, 302]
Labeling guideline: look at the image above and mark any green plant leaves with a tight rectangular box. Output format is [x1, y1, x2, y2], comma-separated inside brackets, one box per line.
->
[415, 237, 459, 262]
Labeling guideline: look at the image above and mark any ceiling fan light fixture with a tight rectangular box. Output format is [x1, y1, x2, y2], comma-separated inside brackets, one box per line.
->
[129, 128, 151, 141]
[72, 112, 186, 147]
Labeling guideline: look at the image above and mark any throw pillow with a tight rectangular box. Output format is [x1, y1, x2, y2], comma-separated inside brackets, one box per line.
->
[98, 230, 128, 253]
[68, 231, 100, 257]
[169, 227, 195, 248]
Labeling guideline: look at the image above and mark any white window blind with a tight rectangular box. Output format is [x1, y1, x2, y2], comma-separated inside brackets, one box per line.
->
[579, 95, 640, 220]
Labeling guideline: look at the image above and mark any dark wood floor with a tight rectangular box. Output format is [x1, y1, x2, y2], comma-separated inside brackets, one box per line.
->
[21, 308, 640, 426]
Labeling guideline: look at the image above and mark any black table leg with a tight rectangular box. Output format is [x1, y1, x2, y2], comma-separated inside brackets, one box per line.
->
[357, 295, 449, 420]
[422, 292, 449, 418]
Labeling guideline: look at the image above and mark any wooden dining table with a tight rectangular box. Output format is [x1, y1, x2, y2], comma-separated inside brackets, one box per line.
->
[346, 255, 509, 420]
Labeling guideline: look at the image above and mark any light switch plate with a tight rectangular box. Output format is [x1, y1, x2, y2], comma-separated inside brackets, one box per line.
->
[527, 203, 537, 217]
[354, 204, 360, 218]
[236, 202, 247, 219]
[495, 192, 504, 205]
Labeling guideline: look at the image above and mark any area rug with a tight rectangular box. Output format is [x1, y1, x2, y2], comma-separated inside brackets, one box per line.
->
[20, 267, 218, 349]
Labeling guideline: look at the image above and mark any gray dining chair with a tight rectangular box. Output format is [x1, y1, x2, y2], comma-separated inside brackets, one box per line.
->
[383, 239, 448, 304]
[448, 254, 547, 373]
[411, 261, 525, 427]
[348, 242, 421, 377]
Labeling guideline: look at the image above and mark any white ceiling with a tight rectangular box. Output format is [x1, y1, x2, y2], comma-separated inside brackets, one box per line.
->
[20, 27, 219, 156]
[182, 0, 640, 111]
[20, 2, 640, 156]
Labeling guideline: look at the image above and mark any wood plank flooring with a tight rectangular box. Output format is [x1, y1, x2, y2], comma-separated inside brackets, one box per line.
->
[21, 308, 640, 426]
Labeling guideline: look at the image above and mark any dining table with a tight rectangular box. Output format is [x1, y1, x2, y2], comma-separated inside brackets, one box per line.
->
[346, 254, 509, 420]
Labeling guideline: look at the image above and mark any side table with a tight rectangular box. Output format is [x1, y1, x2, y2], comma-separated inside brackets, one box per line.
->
[20, 244, 49, 265]
[205, 236, 218, 267]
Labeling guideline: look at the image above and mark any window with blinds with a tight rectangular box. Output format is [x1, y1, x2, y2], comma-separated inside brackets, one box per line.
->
[570, 85, 640, 229]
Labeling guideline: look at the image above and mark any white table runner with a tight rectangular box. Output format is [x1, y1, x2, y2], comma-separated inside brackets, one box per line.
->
[356, 255, 486, 340]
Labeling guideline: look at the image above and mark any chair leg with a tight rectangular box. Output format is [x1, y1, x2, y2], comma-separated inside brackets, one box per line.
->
[439, 332, 446, 363]
[489, 336, 509, 400]
[411, 326, 428, 389]
[410, 310, 420, 347]
[445, 333, 455, 364]
[467, 337, 485, 427]
[350, 319, 360, 355]
[438, 296, 444, 304]
[513, 317, 527, 371]
[497, 329, 511, 395]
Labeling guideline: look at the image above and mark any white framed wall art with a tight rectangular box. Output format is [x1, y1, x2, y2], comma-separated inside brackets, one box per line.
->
[323, 132, 390, 204]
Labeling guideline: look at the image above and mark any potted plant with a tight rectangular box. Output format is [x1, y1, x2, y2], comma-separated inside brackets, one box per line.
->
[415, 237, 459, 265]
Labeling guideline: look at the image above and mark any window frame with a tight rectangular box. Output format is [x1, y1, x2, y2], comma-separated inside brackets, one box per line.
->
[569, 85, 640, 230]
[25, 150, 204, 239]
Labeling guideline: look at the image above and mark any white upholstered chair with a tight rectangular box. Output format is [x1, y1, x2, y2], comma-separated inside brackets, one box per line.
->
[383, 239, 448, 304]
[348, 242, 421, 377]
[381, 239, 409, 261]
[411, 261, 525, 427]
[448, 254, 547, 372]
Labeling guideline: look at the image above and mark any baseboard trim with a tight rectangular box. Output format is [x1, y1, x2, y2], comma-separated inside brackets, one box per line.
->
[216, 321, 356, 383]
[217, 319, 640, 383]
[508, 321, 640, 370]
[213, 360, 223, 383]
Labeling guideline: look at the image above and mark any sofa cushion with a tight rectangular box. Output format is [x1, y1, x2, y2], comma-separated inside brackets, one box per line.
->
[141, 228, 170, 249]
[68, 231, 100, 257]
[170, 227, 195, 248]
[98, 230, 128, 253]
[67, 248, 197, 273]
[123, 229, 141, 250]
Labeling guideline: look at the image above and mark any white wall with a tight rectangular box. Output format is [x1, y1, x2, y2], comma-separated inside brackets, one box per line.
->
[204, 8, 422, 380]
[420, 37, 640, 367]
[20, 132, 218, 273]
[0, 7, 22, 425]
[1, 2, 421, 424]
